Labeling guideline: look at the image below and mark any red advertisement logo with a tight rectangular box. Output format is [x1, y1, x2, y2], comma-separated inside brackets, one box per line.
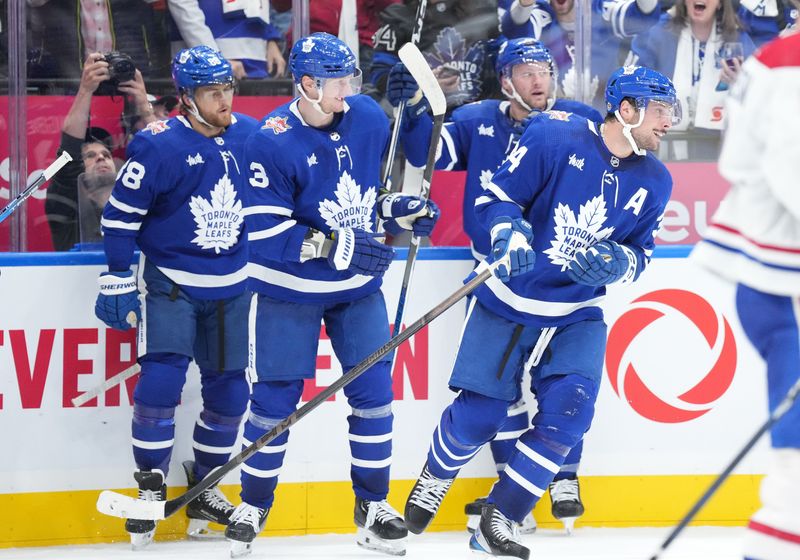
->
[605, 289, 737, 423]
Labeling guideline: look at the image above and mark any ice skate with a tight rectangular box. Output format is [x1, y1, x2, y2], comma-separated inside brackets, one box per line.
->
[467, 497, 536, 535]
[125, 469, 165, 550]
[404, 462, 455, 534]
[549, 478, 584, 534]
[182, 460, 235, 539]
[225, 502, 268, 558]
[469, 503, 530, 560]
[355, 497, 408, 556]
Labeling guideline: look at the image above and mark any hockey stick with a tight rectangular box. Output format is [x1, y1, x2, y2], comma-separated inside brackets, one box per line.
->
[390, 43, 447, 339]
[649, 375, 800, 560]
[96, 264, 495, 521]
[381, 0, 428, 190]
[71, 363, 141, 407]
[0, 152, 72, 224]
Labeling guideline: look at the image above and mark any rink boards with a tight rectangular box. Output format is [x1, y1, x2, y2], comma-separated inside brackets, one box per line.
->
[0, 248, 768, 547]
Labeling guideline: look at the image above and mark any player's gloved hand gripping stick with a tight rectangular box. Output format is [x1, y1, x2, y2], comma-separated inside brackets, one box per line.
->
[96, 260, 501, 522]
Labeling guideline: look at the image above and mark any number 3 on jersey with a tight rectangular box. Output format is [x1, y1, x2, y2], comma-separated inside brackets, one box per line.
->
[249, 162, 269, 188]
[506, 145, 528, 173]
[117, 160, 146, 190]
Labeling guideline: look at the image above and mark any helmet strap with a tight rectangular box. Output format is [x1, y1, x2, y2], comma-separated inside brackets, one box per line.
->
[614, 107, 646, 156]
[296, 82, 332, 116]
[183, 93, 218, 130]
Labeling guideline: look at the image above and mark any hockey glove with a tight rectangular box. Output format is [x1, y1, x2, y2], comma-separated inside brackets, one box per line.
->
[95, 270, 141, 330]
[328, 228, 395, 276]
[386, 63, 430, 121]
[489, 218, 536, 283]
[378, 193, 441, 237]
[566, 240, 631, 286]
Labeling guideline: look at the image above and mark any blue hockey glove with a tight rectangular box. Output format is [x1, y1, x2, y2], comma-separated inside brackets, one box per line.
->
[566, 240, 631, 286]
[328, 228, 395, 276]
[95, 270, 141, 330]
[378, 193, 441, 237]
[489, 218, 536, 283]
[386, 63, 430, 120]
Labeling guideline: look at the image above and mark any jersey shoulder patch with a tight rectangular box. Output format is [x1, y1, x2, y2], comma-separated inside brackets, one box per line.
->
[262, 115, 292, 135]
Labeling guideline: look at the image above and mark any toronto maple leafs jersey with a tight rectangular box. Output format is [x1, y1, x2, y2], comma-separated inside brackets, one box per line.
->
[245, 95, 420, 304]
[434, 99, 602, 259]
[473, 111, 672, 327]
[101, 114, 258, 300]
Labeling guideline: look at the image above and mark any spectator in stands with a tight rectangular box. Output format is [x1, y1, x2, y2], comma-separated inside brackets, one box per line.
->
[46, 53, 157, 251]
[26, 0, 171, 81]
[738, 0, 798, 47]
[168, 0, 286, 79]
[370, 0, 501, 111]
[629, 0, 755, 160]
[499, 0, 661, 109]
[271, 0, 400, 78]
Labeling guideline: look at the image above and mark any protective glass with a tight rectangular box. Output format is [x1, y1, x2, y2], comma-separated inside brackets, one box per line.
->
[193, 82, 236, 104]
[637, 97, 682, 125]
[318, 68, 363, 98]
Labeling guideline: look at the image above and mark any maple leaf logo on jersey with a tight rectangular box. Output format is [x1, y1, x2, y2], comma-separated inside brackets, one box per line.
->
[543, 195, 615, 269]
[262, 116, 291, 134]
[188, 174, 244, 253]
[318, 171, 376, 231]
[146, 120, 170, 135]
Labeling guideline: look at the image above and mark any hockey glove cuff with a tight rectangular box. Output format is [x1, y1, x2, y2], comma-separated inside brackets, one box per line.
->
[378, 193, 441, 237]
[566, 240, 637, 286]
[328, 228, 395, 277]
[489, 218, 536, 283]
[95, 270, 141, 331]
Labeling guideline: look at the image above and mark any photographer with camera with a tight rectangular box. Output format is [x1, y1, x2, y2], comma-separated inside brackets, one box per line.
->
[45, 52, 158, 251]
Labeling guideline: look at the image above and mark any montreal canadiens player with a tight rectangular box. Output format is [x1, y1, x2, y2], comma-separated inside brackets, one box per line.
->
[94, 46, 257, 548]
[387, 36, 603, 535]
[692, 32, 800, 560]
[402, 65, 677, 559]
[224, 32, 438, 558]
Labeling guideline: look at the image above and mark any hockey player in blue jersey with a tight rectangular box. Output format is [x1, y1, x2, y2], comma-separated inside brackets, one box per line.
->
[387, 37, 602, 534]
[401, 65, 676, 559]
[94, 46, 257, 549]
[224, 32, 439, 558]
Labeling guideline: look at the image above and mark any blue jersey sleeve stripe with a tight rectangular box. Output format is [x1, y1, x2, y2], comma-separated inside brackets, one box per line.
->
[109, 194, 148, 216]
[242, 205, 293, 217]
[248, 220, 297, 241]
[485, 181, 524, 208]
[439, 125, 458, 171]
[101, 218, 142, 231]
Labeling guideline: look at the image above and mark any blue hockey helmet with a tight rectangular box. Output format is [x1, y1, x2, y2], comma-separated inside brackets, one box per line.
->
[289, 32, 358, 84]
[171, 46, 233, 93]
[605, 65, 679, 119]
[495, 38, 554, 79]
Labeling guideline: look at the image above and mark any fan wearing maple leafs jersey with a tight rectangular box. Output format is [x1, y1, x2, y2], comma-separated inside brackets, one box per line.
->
[402, 66, 675, 559]
[229, 33, 436, 558]
[95, 46, 257, 548]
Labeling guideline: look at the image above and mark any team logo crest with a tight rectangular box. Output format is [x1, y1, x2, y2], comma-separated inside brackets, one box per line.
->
[189, 174, 244, 253]
[146, 120, 170, 135]
[263, 116, 291, 134]
[544, 194, 615, 269]
[423, 27, 485, 107]
[547, 110, 572, 122]
[318, 171, 376, 231]
[479, 169, 494, 190]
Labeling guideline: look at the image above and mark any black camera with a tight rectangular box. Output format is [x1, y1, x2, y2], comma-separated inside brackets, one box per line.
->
[96, 51, 136, 95]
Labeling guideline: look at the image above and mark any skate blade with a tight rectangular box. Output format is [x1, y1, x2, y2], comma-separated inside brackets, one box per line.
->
[560, 516, 578, 535]
[187, 518, 226, 540]
[356, 527, 407, 556]
[228, 539, 253, 558]
[130, 529, 155, 550]
[466, 514, 479, 534]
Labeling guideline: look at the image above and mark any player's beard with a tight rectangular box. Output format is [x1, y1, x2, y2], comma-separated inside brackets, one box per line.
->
[631, 126, 660, 152]
[200, 109, 233, 129]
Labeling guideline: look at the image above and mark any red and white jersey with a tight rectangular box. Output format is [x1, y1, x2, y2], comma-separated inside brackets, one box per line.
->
[693, 33, 800, 296]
